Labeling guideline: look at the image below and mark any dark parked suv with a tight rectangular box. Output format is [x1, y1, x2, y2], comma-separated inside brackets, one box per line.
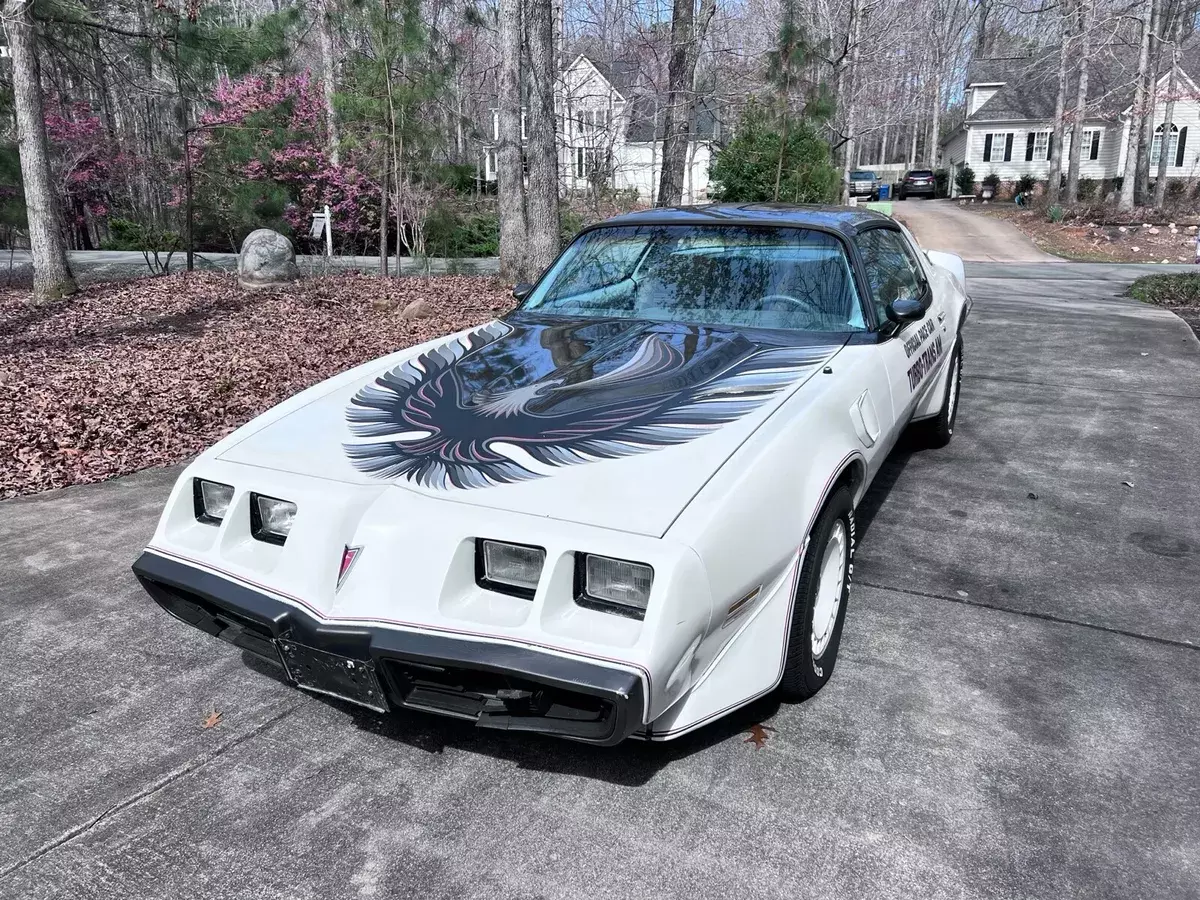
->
[899, 169, 936, 200]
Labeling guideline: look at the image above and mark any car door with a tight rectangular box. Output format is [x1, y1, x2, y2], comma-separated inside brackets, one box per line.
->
[855, 225, 948, 426]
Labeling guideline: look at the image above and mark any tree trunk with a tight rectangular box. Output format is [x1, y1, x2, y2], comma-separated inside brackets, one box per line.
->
[497, 0, 527, 281]
[524, 0, 560, 275]
[1152, 19, 1180, 209]
[927, 78, 942, 170]
[1118, 0, 1153, 212]
[1065, 0, 1090, 205]
[318, 0, 341, 165]
[837, 0, 863, 205]
[1046, 8, 1071, 207]
[1135, 0, 1162, 204]
[656, 0, 716, 207]
[5, 0, 77, 302]
[380, 150, 389, 276]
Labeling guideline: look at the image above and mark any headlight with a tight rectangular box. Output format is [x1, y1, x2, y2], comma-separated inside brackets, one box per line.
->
[579, 554, 653, 618]
[193, 478, 234, 524]
[250, 493, 297, 545]
[476, 539, 545, 598]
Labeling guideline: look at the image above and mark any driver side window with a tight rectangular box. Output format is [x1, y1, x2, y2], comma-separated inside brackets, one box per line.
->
[856, 229, 926, 326]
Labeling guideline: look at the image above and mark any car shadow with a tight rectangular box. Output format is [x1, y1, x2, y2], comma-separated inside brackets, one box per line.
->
[854, 434, 921, 542]
[241, 650, 782, 785]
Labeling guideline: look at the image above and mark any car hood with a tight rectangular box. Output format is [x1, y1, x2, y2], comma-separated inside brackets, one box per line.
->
[218, 313, 846, 537]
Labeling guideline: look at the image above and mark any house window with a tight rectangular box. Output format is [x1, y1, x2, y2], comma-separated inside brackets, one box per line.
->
[574, 147, 587, 178]
[1083, 129, 1101, 160]
[485, 150, 496, 179]
[1151, 123, 1179, 166]
[492, 110, 499, 142]
[1032, 131, 1050, 160]
[983, 132, 1012, 163]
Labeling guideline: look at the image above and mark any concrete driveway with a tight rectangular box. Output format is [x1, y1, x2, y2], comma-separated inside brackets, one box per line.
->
[2, 263, 1199, 899]
[894, 199, 1059, 262]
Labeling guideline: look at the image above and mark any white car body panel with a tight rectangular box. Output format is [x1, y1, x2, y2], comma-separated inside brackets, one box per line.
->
[133, 207, 970, 744]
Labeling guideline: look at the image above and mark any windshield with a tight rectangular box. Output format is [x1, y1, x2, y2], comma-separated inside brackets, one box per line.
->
[851, 171, 877, 180]
[519, 225, 867, 333]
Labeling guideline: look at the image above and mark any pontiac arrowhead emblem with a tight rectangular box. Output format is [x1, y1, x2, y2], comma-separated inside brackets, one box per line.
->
[337, 545, 363, 592]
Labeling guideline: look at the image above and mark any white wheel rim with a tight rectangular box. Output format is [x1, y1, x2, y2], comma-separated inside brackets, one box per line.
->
[811, 520, 847, 658]
[947, 355, 960, 424]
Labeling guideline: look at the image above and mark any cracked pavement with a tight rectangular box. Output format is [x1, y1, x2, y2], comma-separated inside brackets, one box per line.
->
[2, 262, 1198, 899]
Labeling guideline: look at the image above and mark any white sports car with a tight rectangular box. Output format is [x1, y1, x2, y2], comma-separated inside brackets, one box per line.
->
[133, 205, 970, 745]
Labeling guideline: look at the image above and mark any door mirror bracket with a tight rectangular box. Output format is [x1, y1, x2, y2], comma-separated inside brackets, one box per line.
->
[511, 282, 534, 302]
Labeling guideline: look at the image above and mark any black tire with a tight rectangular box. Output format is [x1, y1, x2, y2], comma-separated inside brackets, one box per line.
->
[914, 338, 963, 448]
[779, 486, 855, 701]
[899, 192, 907, 200]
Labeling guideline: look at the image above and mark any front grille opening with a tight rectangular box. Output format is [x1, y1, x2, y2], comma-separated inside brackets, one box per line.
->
[381, 659, 614, 738]
[146, 579, 279, 663]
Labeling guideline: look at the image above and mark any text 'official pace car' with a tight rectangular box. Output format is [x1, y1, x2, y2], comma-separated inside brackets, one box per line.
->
[133, 204, 970, 745]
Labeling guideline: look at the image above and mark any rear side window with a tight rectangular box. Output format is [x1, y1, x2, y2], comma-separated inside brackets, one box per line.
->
[856, 229, 926, 326]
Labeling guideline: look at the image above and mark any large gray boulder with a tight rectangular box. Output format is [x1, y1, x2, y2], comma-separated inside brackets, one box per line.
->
[238, 228, 299, 290]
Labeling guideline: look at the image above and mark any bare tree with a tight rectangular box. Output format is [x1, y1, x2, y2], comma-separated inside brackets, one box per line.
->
[317, 0, 341, 165]
[525, 0, 560, 274]
[656, 0, 717, 207]
[1135, 0, 1162, 203]
[1118, 0, 1153, 212]
[1064, 0, 1091, 205]
[1046, 3, 1072, 206]
[4, 0, 77, 302]
[497, 0, 528, 281]
[1152, 14, 1181, 208]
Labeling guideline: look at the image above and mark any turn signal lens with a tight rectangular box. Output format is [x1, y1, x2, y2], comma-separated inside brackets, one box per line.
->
[478, 540, 545, 597]
[582, 555, 654, 614]
[250, 493, 297, 545]
[193, 478, 234, 524]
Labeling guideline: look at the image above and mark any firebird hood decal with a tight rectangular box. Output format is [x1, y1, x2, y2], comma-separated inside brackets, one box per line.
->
[342, 315, 841, 490]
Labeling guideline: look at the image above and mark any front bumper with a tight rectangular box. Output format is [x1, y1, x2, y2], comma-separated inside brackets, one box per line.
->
[133, 551, 644, 745]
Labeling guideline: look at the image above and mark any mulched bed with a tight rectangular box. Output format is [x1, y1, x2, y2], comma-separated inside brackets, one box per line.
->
[0, 272, 510, 499]
[979, 203, 1200, 262]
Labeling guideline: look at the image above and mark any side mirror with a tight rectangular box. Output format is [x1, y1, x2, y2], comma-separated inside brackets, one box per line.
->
[886, 297, 925, 325]
[511, 282, 534, 302]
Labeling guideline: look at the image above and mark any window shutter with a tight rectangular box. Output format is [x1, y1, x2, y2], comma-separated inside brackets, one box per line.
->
[983, 133, 993, 162]
[1176, 127, 1188, 167]
[1004, 133, 1013, 161]
[1090, 131, 1100, 160]
[1046, 133, 1053, 160]
[1026, 132, 1035, 161]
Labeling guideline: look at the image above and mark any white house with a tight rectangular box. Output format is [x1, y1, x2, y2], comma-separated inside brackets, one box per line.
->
[483, 54, 719, 204]
[941, 54, 1200, 194]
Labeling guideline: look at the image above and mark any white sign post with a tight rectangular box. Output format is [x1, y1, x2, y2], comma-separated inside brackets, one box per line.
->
[310, 207, 334, 260]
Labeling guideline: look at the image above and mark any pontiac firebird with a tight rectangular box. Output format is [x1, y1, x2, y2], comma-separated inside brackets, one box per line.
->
[132, 205, 970, 745]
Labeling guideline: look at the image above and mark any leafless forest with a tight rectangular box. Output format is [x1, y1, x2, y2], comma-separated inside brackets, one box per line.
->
[1, 0, 1197, 301]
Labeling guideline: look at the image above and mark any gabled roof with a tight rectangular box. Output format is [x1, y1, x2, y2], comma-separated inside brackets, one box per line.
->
[624, 96, 721, 143]
[964, 46, 1200, 124]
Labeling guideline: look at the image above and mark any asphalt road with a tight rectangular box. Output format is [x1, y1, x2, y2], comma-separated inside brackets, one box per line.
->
[894, 199, 1059, 262]
[2, 263, 1199, 899]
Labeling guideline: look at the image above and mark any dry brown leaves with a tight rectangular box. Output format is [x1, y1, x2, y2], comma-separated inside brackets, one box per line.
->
[0, 272, 511, 499]
[744, 723, 776, 749]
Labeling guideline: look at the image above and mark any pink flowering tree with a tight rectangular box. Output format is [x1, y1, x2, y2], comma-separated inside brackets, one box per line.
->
[189, 72, 380, 251]
[45, 101, 128, 248]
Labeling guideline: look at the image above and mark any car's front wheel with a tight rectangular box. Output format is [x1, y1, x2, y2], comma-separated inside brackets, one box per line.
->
[779, 486, 854, 701]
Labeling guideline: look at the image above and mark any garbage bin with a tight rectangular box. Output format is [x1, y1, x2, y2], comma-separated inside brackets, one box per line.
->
[878, 183, 890, 200]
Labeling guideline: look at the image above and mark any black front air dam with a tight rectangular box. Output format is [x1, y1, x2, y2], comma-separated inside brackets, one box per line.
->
[132, 551, 644, 745]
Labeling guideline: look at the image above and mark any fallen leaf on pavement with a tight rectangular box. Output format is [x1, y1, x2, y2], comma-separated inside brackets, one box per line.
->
[744, 723, 776, 749]
[202, 709, 223, 729]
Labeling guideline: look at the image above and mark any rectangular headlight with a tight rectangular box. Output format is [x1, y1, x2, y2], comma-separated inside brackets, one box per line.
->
[193, 478, 234, 524]
[477, 539, 545, 598]
[250, 493, 297, 545]
[581, 554, 653, 616]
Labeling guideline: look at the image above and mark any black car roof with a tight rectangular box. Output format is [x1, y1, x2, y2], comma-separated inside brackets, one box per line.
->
[592, 203, 895, 238]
